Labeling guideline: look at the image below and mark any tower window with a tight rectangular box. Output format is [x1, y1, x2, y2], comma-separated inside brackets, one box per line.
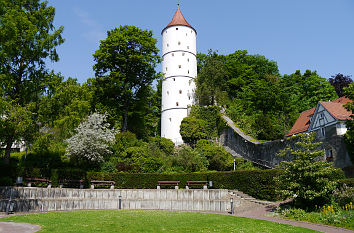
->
[176, 102, 179, 106]
[188, 70, 189, 74]
[173, 78, 175, 81]
[167, 91, 169, 95]
[179, 65, 181, 68]
[178, 41, 181, 45]
[179, 90, 182, 94]
[182, 53, 185, 56]
[187, 58, 189, 62]
[166, 67, 167, 71]
[169, 118, 171, 122]
[186, 33, 187, 36]
[167, 43, 169, 47]
[187, 46, 190, 49]
[176, 28, 178, 30]
[172, 53, 174, 56]
[188, 96, 191, 100]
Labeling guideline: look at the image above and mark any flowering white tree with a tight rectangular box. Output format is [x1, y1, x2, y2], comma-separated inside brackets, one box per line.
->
[65, 112, 117, 162]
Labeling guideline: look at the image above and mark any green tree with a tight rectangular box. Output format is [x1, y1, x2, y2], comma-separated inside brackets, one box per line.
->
[92, 25, 160, 132]
[195, 139, 233, 171]
[196, 51, 228, 106]
[168, 145, 208, 173]
[0, 0, 64, 164]
[180, 116, 208, 146]
[344, 83, 354, 163]
[276, 133, 344, 209]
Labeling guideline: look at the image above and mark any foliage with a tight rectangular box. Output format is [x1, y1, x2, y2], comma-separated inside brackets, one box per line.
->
[195, 140, 233, 171]
[344, 83, 354, 163]
[179, 116, 208, 146]
[167, 145, 209, 173]
[329, 73, 353, 97]
[86, 169, 281, 201]
[276, 133, 345, 208]
[92, 25, 160, 132]
[278, 206, 354, 230]
[0, 210, 317, 233]
[65, 112, 117, 164]
[0, 0, 64, 164]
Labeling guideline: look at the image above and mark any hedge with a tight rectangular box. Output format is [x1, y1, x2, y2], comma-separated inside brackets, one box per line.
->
[86, 169, 282, 201]
[339, 178, 354, 187]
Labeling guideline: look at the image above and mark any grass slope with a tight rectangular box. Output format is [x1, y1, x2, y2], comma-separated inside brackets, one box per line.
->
[0, 210, 318, 233]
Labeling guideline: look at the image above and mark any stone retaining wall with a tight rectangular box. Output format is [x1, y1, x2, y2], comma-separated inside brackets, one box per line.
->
[0, 187, 231, 213]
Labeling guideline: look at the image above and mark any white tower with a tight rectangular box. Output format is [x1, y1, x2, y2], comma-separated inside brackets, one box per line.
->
[161, 6, 197, 145]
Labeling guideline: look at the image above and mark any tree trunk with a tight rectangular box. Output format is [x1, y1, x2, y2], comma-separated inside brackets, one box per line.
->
[4, 138, 13, 165]
[122, 101, 129, 132]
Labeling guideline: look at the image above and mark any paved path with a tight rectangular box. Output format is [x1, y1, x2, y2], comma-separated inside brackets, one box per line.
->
[0, 222, 40, 233]
[0, 213, 40, 233]
[235, 202, 354, 233]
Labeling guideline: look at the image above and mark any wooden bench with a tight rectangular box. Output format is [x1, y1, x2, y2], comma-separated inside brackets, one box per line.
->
[25, 178, 51, 188]
[59, 179, 84, 189]
[157, 181, 180, 189]
[90, 180, 115, 189]
[186, 181, 208, 189]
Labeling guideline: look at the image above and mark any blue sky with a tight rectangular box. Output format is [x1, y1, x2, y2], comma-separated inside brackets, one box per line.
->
[47, 0, 354, 83]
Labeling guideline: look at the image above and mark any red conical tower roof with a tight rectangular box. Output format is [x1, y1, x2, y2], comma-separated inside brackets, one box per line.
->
[162, 8, 196, 34]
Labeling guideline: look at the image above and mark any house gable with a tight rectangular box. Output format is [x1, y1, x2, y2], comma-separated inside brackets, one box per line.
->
[309, 103, 337, 131]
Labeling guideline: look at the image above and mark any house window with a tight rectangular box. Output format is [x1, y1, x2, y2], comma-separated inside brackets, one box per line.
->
[319, 112, 325, 126]
[320, 127, 326, 137]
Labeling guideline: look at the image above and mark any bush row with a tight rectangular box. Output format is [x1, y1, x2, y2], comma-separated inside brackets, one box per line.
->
[1, 167, 346, 202]
[339, 178, 354, 187]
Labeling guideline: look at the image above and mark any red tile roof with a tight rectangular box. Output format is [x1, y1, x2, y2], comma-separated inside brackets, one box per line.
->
[286, 107, 315, 136]
[162, 8, 196, 34]
[286, 97, 353, 136]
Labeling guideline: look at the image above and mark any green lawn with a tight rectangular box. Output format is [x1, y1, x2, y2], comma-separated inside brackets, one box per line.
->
[0, 210, 318, 232]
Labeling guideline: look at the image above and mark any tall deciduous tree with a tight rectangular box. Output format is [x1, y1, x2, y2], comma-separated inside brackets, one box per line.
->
[0, 0, 64, 164]
[329, 73, 353, 97]
[344, 83, 354, 163]
[92, 25, 160, 132]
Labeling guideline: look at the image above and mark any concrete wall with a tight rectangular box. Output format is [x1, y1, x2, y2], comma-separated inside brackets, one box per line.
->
[0, 187, 231, 213]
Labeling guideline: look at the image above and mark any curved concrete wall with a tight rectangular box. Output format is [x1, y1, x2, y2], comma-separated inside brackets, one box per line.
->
[0, 187, 230, 213]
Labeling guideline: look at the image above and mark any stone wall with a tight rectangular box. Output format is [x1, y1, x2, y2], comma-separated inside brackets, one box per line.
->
[220, 125, 352, 169]
[0, 187, 232, 213]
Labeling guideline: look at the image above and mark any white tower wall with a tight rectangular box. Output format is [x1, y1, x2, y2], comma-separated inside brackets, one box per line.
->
[161, 24, 197, 145]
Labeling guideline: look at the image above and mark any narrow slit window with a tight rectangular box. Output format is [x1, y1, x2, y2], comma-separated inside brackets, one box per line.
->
[178, 41, 181, 45]
[188, 96, 191, 100]
[173, 78, 175, 81]
[172, 53, 174, 56]
[179, 65, 181, 68]
[176, 102, 179, 106]
[167, 43, 169, 47]
[188, 70, 189, 74]
[169, 118, 171, 122]
[165, 67, 168, 71]
[179, 90, 182, 94]
[167, 91, 169, 95]
[187, 58, 190, 62]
